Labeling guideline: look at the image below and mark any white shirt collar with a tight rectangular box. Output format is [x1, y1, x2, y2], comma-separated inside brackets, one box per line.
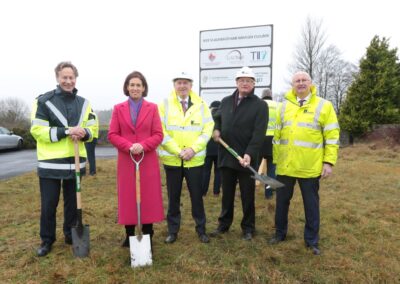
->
[297, 93, 311, 102]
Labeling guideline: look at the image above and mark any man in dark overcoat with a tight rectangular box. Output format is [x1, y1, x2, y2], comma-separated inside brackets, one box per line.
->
[211, 67, 268, 240]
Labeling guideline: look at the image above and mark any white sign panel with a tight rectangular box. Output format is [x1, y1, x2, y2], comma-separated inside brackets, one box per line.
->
[200, 67, 271, 88]
[201, 88, 267, 105]
[200, 47, 271, 69]
[200, 26, 272, 50]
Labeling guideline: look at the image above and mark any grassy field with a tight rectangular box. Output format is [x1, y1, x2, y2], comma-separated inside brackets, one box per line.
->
[1, 144, 399, 283]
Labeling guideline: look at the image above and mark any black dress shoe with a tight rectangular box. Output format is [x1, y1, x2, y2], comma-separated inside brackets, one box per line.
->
[242, 232, 253, 241]
[209, 228, 227, 237]
[65, 236, 72, 245]
[164, 234, 177, 244]
[268, 236, 284, 245]
[199, 233, 210, 243]
[37, 243, 52, 257]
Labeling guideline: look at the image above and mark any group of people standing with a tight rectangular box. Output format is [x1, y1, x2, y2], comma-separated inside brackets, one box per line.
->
[31, 62, 339, 258]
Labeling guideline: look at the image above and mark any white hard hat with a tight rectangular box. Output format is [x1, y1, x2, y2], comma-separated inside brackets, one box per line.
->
[235, 66, 255, 80]
[172, 71, 193, 82]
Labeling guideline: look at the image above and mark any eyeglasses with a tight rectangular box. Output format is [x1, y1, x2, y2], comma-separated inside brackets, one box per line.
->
[237, 78, 255, 84]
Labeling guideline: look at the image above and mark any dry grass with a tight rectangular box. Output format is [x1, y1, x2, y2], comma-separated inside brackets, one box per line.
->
[0, 143, 399, 283]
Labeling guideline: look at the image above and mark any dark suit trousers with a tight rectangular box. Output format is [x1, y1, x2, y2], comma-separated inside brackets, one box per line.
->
[85, 138, 97, 175]
[202, 155, 221, 195]
[39, 177, 77, 244]
[275, 175, 320, 246]
[164, 165, 206, 235]
[218, 167, 255, 234]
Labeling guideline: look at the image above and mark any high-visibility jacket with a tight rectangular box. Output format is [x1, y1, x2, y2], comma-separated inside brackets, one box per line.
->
[265, 100, 278, 136]
[30, 87, 97, 179]
[158, 90, 214, 167]
[273, 86, 340, 178]
[92, 112, 99, 139]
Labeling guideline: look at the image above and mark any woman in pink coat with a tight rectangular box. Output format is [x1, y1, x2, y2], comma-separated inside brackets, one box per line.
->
[108, 71, 164, 247]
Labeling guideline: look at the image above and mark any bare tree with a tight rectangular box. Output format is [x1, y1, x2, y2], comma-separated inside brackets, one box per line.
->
[291, 16, 326, 79]
[0, 97, 30, 129]
[290, 16, 357, 113]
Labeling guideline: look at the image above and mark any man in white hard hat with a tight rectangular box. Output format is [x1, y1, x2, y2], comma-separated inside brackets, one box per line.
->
[158, 71, 214, 244]
[211, 66, 267, 241]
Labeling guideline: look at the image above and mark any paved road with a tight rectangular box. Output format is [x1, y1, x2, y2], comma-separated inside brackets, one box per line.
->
[0, 146, 117, 180]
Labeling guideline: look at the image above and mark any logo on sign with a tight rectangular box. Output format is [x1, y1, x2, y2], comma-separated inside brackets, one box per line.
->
[208, 52, 216, 62]
[226, 50, 243, 63]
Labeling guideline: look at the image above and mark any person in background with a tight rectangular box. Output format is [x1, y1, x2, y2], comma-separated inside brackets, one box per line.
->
[158, 71, 214, 244]
[211, 66, 267, 241]
[85, 111, 99, 176]
[260, 88, 278, 199]
[108, 71, 164, 249]
[202, 100, 221, 197]
[269, 71, 340, 255]
[30, 61, 97, 257]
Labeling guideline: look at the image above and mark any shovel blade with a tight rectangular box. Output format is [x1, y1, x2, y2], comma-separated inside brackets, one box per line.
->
[130, 235, 152, 268]
[251, 174, 285, 189]
[71, 225, 90, 258]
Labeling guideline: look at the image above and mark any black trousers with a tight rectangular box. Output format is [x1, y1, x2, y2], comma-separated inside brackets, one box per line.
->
[218, 167, 255, 234]
[275, 175, 320, 246]
[202, 155, 221, 195]
[164, 165, 206, 235]
[39, 177, 77, 244]
[85, 138, 97, 175]
[125, 224, 154, 237]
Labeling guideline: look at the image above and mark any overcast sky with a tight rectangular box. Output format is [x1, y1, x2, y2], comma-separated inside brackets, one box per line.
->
[0, 0, 398, 111]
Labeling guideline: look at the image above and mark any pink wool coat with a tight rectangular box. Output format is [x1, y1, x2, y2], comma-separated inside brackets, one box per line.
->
[108, 99, 164, 225]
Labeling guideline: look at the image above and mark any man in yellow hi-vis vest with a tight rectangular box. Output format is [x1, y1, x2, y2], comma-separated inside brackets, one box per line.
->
[158, 72, 214, 244]
[31, 61, 97, 257]
[269, 71, 340, 256]
[260, 88, 278, 199]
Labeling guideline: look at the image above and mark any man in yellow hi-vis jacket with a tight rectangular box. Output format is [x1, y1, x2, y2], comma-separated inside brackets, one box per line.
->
[31, 62, 97, 257]
[269, 71, 340, 256]
[158, 72, 214, 244]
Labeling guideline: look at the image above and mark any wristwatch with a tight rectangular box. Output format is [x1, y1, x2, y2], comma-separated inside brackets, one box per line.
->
[65, 128, 70, 135]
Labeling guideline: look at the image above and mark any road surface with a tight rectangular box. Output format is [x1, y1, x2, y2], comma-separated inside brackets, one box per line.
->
[0, 146, 117, 180]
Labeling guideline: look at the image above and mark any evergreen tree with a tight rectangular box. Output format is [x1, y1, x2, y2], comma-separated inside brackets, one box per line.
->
[339, 36, 400, 136]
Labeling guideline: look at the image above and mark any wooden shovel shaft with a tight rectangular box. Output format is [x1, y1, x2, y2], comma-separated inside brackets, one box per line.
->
[218, 138, 243, 163]
[74, 141, 82, 210]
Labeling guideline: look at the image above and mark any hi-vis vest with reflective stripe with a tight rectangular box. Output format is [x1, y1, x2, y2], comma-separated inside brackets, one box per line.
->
[158, 90, 214, 167]
[30, 90, 97, 178]
[273, 85, 340, 178]
[265, 100, 278, 136]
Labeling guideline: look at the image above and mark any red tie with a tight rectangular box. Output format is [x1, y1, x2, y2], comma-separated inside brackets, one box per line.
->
[181, 100, 187, 114]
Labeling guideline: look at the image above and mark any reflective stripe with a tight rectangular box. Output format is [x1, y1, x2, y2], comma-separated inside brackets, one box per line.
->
[283, 121, 292, 127]
[78, 100, 89, 126]
[203, 116, 213, 123]
[268, 118, 276, 123]
[38, 162, 86, 170]
[86, 119, 96, 126]
[162, 135, 172, 144]
[278, 139, 289, 145]
[324, 122, 340, 131]
[50, 127, 58, 142]
[325, 139, 339, 145]
[45, 101, 68, 126]
[32, 119, 49, 126]
[194, 150, 206, 157]
[163, 98, 169, 127]
[314, 99, 326, 124]
[158, 150, 176, 157]
[199, 134, 209, 141]
[86, 128, 93, 140]
[280, 101, 287, 129]
[166, 125, 204, 132]
[294, 140, 323, 148]
[297, 122, 321, 130]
